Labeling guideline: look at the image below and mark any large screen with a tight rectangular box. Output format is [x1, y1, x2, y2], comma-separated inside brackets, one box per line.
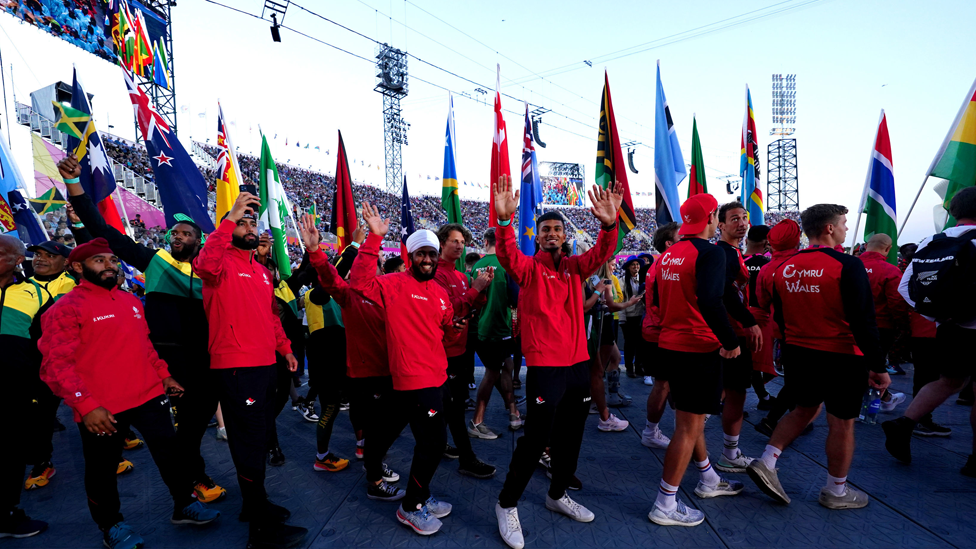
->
[3, 0, 168, 64]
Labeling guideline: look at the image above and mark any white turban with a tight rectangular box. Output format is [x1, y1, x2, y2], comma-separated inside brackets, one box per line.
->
[406, 229, 440, 254]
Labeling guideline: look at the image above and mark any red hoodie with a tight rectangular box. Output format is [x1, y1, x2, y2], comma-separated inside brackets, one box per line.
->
[193, 219, 292, 369]
[495, 222, 617, 367]
[39, 281, 170, 422]
[860, 251, 909, 330]
[351, 233, 461, 390]
[309, 248, 389, 378]
[433, 258, 486, 358]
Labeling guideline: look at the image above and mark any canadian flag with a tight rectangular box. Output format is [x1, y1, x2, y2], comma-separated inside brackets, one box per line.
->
[489, 64, 511, 228]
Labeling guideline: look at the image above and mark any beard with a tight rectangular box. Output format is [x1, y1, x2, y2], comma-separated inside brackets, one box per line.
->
[82, 264, 118, 289]
[411, 261, 437, 282]
[232, 234, 259, 250]
[170, 241, 199, 262]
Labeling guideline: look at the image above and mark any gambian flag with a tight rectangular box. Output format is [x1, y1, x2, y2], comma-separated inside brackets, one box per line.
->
[928, 78, 976, 228]
[858, 110, 898, 264]
[688, 115, 708, 198]
[595, 71, 636, 252]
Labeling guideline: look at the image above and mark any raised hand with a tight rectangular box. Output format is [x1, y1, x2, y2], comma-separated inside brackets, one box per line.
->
[472, 266, 494, 292]
[588, 181, 624, 227]
[57, 154, 82, 181]
[65, 203, 81, 224]
[352, 223, 367, 245]
[256, 233, 272, 259]
[298, 213, 320, 252]
[493, 174, 519, 221]
[361, 201, 390, 238]
[229, 191, 260, 222]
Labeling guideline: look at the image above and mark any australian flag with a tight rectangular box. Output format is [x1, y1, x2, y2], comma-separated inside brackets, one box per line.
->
[519, 104, 543, 256]
[400, 176, 415, 262]
[122, 69, 215, 233]
[8, 190, 48, 246]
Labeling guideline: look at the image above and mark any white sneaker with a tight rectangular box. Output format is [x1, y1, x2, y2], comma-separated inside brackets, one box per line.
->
[880, 392, 906, 413]
[495, 503, 524, 549]
[509, 414, 524, 431]
[545, 493, 594, 522]
[597, 413, 629, 432]
[641, 427, 670, 449]
[467, 420, 500, 440]
[648, 498, 704, 527]
[643, 376, 654, 386]
[694, 477, 744, 498]
[715, 450, 755, 473]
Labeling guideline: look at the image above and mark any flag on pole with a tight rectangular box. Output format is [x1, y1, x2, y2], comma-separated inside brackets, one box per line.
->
[52, 102, 90, 139]
[152, 40, 171, 90]
[29, 187, 67, 215]
[741, 85, 764, 225]
[308, 203, 320, 225]
[653, 61, 686, 227]
[688, 115, 707, 198]
[123, 69, 215, 232]
[929, 80, 976, 228]
[519, 102, 543, 256]
[400, 176, 416, 263]
[442, 93, 462, 224]
[489, 64, 511, 228]
[859, 110, 898, 263]
[66, 68, 126, 233]
[8, 191, 48, 246]
[258, 134, 292, 278]
[109, 0, 136, 71]
[596, 71, 637, 252]
[331, 130, 359, 250]
[0, 127, 24, 233]
[215, 102, 243, 222]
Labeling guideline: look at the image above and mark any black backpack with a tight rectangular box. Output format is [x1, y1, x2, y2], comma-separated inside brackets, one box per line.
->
[908, 228, 976, 323]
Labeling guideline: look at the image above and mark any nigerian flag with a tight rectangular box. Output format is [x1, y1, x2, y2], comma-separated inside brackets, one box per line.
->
[259, 134, 292, 278]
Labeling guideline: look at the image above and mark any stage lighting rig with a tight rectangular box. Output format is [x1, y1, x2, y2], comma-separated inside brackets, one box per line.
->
[262, 1, 289, 42]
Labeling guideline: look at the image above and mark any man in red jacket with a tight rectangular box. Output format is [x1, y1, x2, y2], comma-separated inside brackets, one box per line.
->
[860, 234, 909, 410]
[39, 238, 219, 549]
[350, 203, 465, 536]
[192, 192, 305, 548]
[491, 174, 621, 549]
[432, 223, 496, 478]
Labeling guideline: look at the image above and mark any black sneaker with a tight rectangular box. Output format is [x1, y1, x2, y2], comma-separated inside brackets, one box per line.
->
[247, 521, 308, 549]
[882, 417, 915, 464]
[914, 418, 952, 437]
[268, 446, 286, 467]
[459, 458, 496, 479]
[757, 396, 776, 411]
[443, 445, 459, 460]
[755, 418, 776, 438]
[0, 509, 46, 539]
[367, 480, 406, 501]
[962, 455, 976, 478]
[239, 501, 291, 523]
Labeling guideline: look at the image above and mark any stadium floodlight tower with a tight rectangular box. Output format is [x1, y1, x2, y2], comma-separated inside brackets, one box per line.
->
[375, 45, 409, 195]
[767, 73, 799, 211]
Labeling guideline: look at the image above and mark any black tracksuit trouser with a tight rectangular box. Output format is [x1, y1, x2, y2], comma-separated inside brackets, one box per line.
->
[307, 327, 347, 454]
[446, 355, 476, 464]
[159, 346, 218, 484]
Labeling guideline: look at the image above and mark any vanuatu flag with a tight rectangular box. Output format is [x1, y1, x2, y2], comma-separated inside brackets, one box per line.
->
[688, 115, 708, 198]
[29, 187, 67, 215]
[928, 78, 976, 228]
[331, 130, 359, 250]
[595, 71, 636, 252]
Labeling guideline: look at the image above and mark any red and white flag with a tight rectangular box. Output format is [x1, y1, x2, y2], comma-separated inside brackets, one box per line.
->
[489, 64, 511, 227]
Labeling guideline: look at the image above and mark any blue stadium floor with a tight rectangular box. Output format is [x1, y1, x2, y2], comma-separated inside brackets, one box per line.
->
[10, 360, 975, 549]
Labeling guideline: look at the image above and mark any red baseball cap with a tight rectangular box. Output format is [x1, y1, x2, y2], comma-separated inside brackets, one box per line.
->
[678, 193, 719, 236]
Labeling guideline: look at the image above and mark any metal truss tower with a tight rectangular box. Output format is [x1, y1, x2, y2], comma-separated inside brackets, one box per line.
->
[375, 45, 409, 195]
[767, 139, 799, 211]
[133, 1, 177, 140]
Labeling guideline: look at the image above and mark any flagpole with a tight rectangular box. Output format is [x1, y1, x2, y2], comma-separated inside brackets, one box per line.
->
[113, 185, 134, 239]
[898, 75, 976, 237]
[850, 109, 886, 250]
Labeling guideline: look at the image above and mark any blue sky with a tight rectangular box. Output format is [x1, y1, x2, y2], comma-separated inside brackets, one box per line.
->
[2, 0, 975, 243]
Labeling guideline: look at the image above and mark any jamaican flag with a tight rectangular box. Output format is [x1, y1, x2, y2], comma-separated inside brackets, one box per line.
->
[30, 187, 67, 215]
[595, 71, 636, 252]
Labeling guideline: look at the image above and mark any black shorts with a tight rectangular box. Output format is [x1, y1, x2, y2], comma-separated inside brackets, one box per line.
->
[641, 340, 668, 381]
[936, 323, 975, 380]
[476, 338, 515, 372]
[782, 344, 867, 420]
[600, 316, 619, 346]
[721, 336, 753, 392]
[659, 347, 722, 415]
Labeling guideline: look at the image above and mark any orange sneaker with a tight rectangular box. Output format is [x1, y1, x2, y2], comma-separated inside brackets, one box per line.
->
[24, 462, 55, 490]
[193, 477, 227, 503]
[117, 459, 134, 475]
[123, 437, 144, 451]
[313, 453, 349, 472]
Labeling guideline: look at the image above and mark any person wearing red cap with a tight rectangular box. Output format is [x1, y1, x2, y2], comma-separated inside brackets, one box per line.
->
[648, 193, 745, 527]
[38, 238, 220, 548]
[748, 204, 887, 510]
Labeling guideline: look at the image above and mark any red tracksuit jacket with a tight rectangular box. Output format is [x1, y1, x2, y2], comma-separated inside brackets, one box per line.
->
[309, 248, 389, 378]
[433, 258, 486, 358]
[39, 281, 170, 421]
[193, 219, 292, 369]
[495, 222, 617, 367]
[860, 251, 909, 331]
[351, 233, 461, 390]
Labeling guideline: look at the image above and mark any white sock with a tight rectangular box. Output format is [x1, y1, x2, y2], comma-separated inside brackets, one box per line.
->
[825, 474, 847, 496]
[655, 479, 679, 512]
[317, 451, 329, 460]
[645, 420, 659, 433]
[722, 433, 740, 460]
[696, 458, 721, 487]
[759, 444, 781, 470]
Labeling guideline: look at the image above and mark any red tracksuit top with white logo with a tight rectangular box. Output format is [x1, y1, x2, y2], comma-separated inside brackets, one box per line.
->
[309, 248, 389, 378]
[39, 281, 171, 422]
[433, 259, 486, 358]
[193, 219, 292, 369]
[495, 222, 617, 367]
[859, 251, 909, 331]
[771, 247, 881, 368]
[352, 233, 461, 390]
[654, 238, 738, 353]
[755, 250, 797, 339]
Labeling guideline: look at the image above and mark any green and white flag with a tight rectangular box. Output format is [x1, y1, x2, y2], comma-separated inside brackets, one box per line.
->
[259, 134, 292, 279]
